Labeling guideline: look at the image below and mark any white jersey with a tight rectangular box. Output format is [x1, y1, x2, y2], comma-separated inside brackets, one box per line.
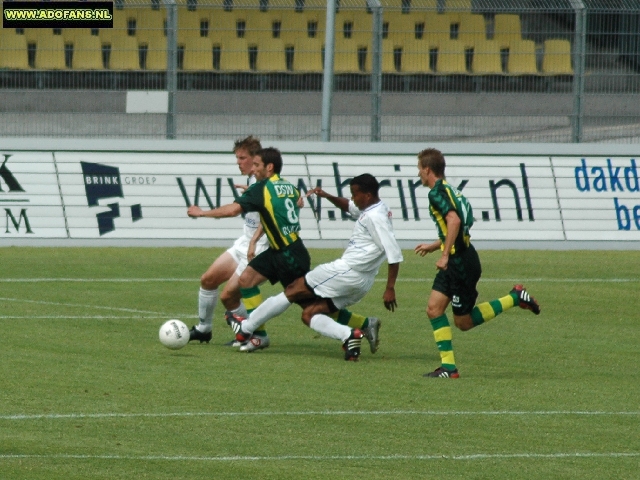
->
[341, 200, 404, 274]
[243, 175, 263, 241]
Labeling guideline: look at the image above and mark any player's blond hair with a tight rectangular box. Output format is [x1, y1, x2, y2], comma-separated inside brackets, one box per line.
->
[418, 148, 446, 178]
[234, 136, 262, 156]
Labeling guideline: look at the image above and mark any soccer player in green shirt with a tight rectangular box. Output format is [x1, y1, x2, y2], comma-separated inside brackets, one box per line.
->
[188, 147, 371, 355]
[415, 148, 541, 379]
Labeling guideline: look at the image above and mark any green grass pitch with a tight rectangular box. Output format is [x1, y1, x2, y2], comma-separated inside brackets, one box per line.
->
[1, 247, 639, 479]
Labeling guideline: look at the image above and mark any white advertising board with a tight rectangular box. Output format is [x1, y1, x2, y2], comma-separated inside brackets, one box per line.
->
[1, 146, 639, 243]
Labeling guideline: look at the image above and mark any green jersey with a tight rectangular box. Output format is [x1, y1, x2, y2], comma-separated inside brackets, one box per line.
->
[428, 178, 474, 255]
[235, 173, 301, 251]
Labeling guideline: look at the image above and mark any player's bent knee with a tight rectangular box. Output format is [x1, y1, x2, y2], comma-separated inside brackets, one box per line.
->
[454, 316, 474, 331]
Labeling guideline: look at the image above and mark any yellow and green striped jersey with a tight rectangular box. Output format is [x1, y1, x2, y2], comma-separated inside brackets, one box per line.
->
[428, 179, 474, 255]
[235, 174, 301, 250]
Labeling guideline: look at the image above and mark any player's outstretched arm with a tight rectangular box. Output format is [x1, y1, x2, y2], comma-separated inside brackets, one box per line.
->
[306, 187, 349, 212]
[383, 263, 400, 312]
[187, 202, 243, 219]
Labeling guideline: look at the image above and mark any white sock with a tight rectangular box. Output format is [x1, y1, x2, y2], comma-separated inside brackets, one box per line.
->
[309, 314, 351, 342]
[197, 287, 218, 333]
[231, 303, 248, 318]
[242, 292, 291, 335]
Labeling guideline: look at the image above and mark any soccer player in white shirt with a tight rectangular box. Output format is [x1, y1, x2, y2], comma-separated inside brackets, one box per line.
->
[228, 173, 404, 361]
[188, 136, 270, 349]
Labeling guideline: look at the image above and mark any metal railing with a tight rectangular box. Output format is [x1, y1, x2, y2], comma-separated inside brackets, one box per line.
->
[0, 0, 639, 142]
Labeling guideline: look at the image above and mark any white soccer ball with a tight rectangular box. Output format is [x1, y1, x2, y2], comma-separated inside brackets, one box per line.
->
[159, 319, 190, 350]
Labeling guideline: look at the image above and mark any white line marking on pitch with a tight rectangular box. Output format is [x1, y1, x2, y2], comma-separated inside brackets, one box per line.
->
[0, 277, 638, 283]
[0, 316, 194, 320]
[0, 297, 168, 316]
[1, 452, 639, 462]
[2, 410, 639, 421]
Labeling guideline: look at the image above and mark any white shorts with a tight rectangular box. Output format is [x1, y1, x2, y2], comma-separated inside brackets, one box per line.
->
[226, 235, 269, 277]
[304, 259, 375, 311]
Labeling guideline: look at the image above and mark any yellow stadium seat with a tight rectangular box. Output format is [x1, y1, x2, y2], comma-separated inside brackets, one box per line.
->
[182, 36, 214, 71]
[137, 10, 166, 43]
[542, 39, 573, 75]
[443, 0, 472, 23]
[457, 13, 486, 48]
[143, 37, 167, 70]
[72, 34, 104, 70]
[507, 39, 538, 75]
[400, 39, 433, 74]
[99, 10, 135, 43]
[380, 38, 401, 73]
[34, 32, 66, 70]
[424, 13, 452, 45]
[62, 28, 94, 45]
[255, 38, 287, 72]
[412, 0, 439, 11]
[280, 11, 322, 44]
[209, 8, 241, 39]
[435, 39, 467, 74]
[471, 40, 502, 74]
[245, 10, 281, 43]
[334, 39, 366, 73]
[177, 8, 210, 42]
[216, 38, 251, 72]
[0, 30, 29, 69]
[493, 13, 522, 49]
[384, 11, 423, 43]
[292, 37, 323, 73]
[109, 35, 140, 70]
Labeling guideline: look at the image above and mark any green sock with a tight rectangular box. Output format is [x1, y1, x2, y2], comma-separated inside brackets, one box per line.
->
[330, 309, 368, 329]
[430, 314, 455, 370]
[240, 286, 267, 336]
[470, 293, 516, 326]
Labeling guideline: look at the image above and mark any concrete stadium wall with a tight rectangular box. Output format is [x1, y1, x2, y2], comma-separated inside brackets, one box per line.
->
[1, 138, 639, 249]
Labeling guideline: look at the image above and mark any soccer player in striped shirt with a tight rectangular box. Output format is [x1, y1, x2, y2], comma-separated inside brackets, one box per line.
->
[415, 148, 541, 379]
[229, 173, 403, 361]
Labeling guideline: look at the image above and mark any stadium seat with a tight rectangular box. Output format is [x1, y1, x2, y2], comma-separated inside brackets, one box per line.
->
[471, 40, 502, 74]
[71, 34, 104, 70]
[99, 9, 135, 43]
[216, 38, 251, 72]
[34, 32, 66, 70]
[177, 8, 210, 42]
[380, 38, 400, 73]
[291, 37, 323, 73]
[507, 39, 538, 75]
[542, 39, 573, 75]
[182, 36, 214, 71]
[334, 39, 367, 73]
[412, 0, 439, 10]
[136, 10, 166, 43]
[255, 38, 288, 72]
[435, 39, 467, 74]
[457, 13, 486, 48]
[108, 35, 140, 70]
[0, 29, 29, 69]
[493, 13, 522, 49]
[209, 8, 240, 39]
[443, 0, 472, 23]
[401, 39, 433, 74]
[424, 13, 452, 45]
[143, 37, 167, 70]
[279, 11, 313, 44]
[384, 11, 423, 43]
[245, 10, 281, 43]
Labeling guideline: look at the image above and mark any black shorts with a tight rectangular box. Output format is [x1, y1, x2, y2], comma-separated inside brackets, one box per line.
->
[248, 239, 311, 288]
[431, 243, 482, 316]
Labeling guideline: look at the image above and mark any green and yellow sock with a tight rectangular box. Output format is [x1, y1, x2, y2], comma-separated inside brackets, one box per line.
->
[470, 293, 516, 326]
[240, 286, 267, 336]
[330, 309, 368, 329]
[430, 314, 455, 370]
